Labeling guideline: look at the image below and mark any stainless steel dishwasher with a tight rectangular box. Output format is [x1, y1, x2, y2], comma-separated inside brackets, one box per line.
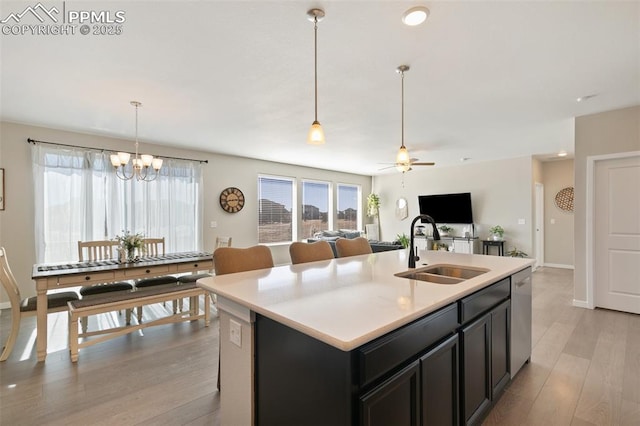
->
[510, 267, 532, 378]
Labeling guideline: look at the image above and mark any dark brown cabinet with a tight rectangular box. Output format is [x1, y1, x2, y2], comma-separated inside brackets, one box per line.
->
[460, 313, 492, 425]
[421, 334, 459, 426]
[460, 298, 511, 425]
[491, 300, 511, 399]
[254, 273, 525, 426]
[360, 361, 421, 426]
[361, 333, 460, 426]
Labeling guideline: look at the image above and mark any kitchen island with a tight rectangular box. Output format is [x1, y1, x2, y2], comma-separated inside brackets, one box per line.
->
[198, 249, 534, 425]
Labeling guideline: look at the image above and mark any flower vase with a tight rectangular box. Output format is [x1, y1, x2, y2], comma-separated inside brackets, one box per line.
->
[126, 247, 136, 263]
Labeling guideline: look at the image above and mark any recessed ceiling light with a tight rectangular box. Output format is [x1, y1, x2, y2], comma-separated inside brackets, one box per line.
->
[576, 94, 597, 102]
[402, 6, 430, 26]
[558, 151, 568, 157]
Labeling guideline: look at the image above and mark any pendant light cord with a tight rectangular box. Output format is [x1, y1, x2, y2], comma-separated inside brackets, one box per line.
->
[134, 102, 139, 159]
[313, 17, 318, 122]
[400, 69, 405, 149]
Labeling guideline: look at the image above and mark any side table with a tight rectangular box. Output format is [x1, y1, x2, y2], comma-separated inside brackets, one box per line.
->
[482, 240, 504, 256]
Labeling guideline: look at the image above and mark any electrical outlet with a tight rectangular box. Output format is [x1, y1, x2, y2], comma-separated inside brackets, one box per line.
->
[210, 221, 217, 228]
[518, 218, 526, 225]
[229, 319, 242, 347]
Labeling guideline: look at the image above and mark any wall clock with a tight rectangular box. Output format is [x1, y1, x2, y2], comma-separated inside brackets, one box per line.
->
[219, 187, 245, 213]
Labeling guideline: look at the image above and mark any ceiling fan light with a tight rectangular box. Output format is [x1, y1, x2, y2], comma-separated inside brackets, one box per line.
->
[396, 163, 411, 173]
[396, 146, 410, 164]
[307, 121, 325, 145]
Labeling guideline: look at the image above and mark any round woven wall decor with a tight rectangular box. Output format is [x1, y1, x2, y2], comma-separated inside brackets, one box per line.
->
[554, 187, 574, 212]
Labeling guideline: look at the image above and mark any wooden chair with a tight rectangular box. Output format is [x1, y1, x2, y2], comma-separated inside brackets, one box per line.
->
[142, 237, 165, 257]
[213, 245, 274, 389]
[214, 245, 274, 276]
[78, 239, 120, 263]
[289, 241, 334, 265]
[77, 240, 134, 332]
[0, 247, 79, 361]
[335, 237, 373, 258]
[215, 236, 232, 249]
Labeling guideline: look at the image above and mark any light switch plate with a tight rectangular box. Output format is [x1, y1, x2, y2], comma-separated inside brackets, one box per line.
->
[230, 319, 242, 347]
[210, 221, 217, 228]
[518, 218, 526, 225]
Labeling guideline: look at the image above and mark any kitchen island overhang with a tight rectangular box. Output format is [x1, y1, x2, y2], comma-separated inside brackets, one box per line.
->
[198, 249, 534, 425]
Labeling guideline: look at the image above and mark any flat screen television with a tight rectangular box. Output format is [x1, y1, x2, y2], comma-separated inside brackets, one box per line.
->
[418, 192, 473, 224]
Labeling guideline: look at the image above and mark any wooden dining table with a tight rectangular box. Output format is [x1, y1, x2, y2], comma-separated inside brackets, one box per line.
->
[31, 252, 213, 361]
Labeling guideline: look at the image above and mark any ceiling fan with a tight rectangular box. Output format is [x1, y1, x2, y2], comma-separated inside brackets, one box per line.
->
[379, 65, 435, 172]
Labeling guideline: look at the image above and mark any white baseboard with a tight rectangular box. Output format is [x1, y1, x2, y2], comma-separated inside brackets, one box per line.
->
[0, 301, 10, 311]
[573, 299, 591, 309]
[543, 263, 574, 270]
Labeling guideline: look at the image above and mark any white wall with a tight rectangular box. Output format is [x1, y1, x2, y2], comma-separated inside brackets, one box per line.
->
[372, 157, 533, 256]
[574, 106, 640, 303]
[0, 122, 371, 301]
[542, 159, 574, 267]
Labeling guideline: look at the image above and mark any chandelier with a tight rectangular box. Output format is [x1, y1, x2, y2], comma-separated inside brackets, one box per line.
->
[110, 101, 163, 181]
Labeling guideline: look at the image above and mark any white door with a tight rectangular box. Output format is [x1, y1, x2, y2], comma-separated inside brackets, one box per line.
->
[594, 154, 640, 314]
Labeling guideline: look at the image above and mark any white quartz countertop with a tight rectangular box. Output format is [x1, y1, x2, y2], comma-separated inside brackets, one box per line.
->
[197, 250, 534, 351]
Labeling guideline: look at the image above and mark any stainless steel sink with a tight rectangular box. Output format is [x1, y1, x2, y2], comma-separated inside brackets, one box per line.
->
[395, 264, 490, 284]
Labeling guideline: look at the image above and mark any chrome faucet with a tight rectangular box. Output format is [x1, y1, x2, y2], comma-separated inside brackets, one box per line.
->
[409, 214, 440, 269]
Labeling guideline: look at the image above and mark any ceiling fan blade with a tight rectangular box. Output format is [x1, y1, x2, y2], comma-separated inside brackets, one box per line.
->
[411, 162, 435, 166]
[378, 165, 397, 171]
[409, 158, 420, 162]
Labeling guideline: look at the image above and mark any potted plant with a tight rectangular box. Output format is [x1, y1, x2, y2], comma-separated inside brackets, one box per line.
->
[366, 193, 380, 217]
[507, 247, 528, 258]
[488, 225, 504, 241]
[115, 230, 145, 262]
[438, 225, 453, 237]
[395, 233, 410, 249]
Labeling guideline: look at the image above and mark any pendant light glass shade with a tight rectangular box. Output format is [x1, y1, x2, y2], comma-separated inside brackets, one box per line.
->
[307, 8, 325, 145]
[307, 120, 325, 145]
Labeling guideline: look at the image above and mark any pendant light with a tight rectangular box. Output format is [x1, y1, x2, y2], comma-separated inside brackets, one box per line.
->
[110, 101, 163, 181]
[307, 8, 325, 145]
[396, 65, 411, 172]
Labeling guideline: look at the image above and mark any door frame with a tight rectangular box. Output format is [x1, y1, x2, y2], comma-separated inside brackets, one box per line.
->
[534, 182, 544, 270]
[585, 150, 640, 309]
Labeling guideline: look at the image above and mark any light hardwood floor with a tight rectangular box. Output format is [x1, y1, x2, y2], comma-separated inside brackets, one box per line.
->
[1, 268, 638, 425]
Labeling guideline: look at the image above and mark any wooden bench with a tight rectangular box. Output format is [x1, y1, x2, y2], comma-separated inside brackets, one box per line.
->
[68, 282, 210, 362]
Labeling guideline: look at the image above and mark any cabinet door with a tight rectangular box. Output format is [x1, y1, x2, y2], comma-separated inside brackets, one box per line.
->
[453, 240, 471, 254]
[360, 361, 420, 426]
[420, 334, 459, 426]
[491, 300, 510, 399]
[460, 314, 491, 426]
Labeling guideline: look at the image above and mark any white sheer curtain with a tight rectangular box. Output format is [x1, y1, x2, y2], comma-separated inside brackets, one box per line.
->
[32, 144, 203, 263]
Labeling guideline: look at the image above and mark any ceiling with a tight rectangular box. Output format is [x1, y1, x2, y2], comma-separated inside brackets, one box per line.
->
[1, 1, 638, 175]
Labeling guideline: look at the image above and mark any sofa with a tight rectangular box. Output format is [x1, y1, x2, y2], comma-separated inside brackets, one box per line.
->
[307, 230, 404, 257]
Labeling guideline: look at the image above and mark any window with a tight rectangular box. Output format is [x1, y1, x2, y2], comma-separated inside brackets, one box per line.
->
[337, 184, 361, 231]
[258, 175, 296, 244]
[302, 180, 331, 239]
[32, 144, 203, 263]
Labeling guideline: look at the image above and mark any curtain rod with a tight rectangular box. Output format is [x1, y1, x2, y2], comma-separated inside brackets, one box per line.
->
[26, 138, 209, 164]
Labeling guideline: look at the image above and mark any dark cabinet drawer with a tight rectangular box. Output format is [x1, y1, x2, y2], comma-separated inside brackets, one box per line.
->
[459, 278, 510, 324]
[358, 303, 459, 387]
